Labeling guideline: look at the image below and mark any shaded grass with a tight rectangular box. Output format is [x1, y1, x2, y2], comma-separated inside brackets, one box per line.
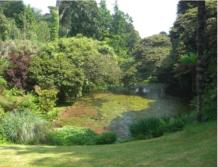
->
[0, 121, 216, 167]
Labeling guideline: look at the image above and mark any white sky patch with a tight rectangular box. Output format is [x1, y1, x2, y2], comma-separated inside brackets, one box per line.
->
[23, 0, 179, 38]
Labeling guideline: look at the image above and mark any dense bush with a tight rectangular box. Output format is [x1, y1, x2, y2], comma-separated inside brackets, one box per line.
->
[130, 118, 164, 139]
[5, 52, 32, 89]
[28, 54, 84, 102]
[0, 40, 39, 59]
[201, 83, 217, 120]
[96, 131, 117, 144]
[48, 126, 97, 145]
[34, 86, 58, 113]
[28, 37, 121, 102]
[162, 117, 185, 132]
[133, 33, 172, 80]
[130, 116, 187, 140]
[48, 126, 117, 145]
[1, 111, 49, 144]
[1, 40, 39, 89]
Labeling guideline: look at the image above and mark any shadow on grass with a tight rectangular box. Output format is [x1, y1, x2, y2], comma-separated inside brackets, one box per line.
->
[0, 121, 216, 167]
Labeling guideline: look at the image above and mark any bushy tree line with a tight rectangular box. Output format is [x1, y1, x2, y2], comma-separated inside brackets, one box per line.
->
[0, 1, 55, 41]
[58, 0, 140, 57]
[126, 1, 216, 120]
[0, 37, 121, 103]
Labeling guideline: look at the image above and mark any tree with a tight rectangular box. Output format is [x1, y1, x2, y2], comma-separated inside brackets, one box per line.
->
[98, 0, 112, 39]
[196, 1, 206, 121]
[59, 0, 102, 39]
[28, 54, 84, 102]
[109, 1, 140, 55]
[168, 0, 216, 119]
[49, 7, 59, 40]
[28, 36, 121, 101]
[133, 33, 172, 80]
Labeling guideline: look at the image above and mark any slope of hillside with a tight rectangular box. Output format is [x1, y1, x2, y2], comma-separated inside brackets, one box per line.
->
[0, 121, 216, 167]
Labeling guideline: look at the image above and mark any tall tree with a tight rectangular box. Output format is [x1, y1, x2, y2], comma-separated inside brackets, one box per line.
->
[196, 1, 206, 121]
[98, 0, 112, 39]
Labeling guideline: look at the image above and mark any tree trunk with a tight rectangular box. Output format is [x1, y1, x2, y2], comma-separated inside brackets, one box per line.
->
[196, 1, 206, 121]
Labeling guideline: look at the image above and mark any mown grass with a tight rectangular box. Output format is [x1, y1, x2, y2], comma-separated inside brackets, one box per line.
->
[0, 121, 216, 167]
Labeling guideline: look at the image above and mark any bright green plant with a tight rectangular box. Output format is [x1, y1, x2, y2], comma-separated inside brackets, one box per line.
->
[48, 126, 97, 145]
[28, 54, 84, 102]
[34, 86, 58, 113]
[130, 118, 164, 139]
[28, 37, 121, 102]
[178, 53, 197, 65]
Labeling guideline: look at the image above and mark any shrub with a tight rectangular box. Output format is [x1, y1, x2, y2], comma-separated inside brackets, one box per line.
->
[5, 87, 24, 96]
[34, 86, 58, 113]
[0, 94, 16, 111]
[17, 93, 38, 112]
[28, 37, 121, 102]
[5, 51, 32, 89]
[0, 76, 7, 88]
[96, 131, 117, 144]
[130, 118, 164, 139]
[0, 106, 5, 120]
[28, 54, 84, 102]
[162, 117, 185, 132]
[48, 126, 97, 145]
[0, 40, 39, 57]
[1, 111, 50, 144]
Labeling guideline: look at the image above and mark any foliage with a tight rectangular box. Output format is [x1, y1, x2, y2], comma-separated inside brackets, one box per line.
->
[133, 33, 172, 81]
[161, 117, 185, 132]
[58, 0, 140, 55]
[0, 76, 7, 94]
[168, 0, 217, 103]
[16, 93, 38, 114]
[48, 126, 97, 145]
[28, 37, 121, 102]
[201, 83, 217, 120]
[0, 1, 51, 41]
[0, 40, 39, 58]
[130, 118, 164, 139]
[5, 51, 31, 89]
[173, 52, 197, 87]
[59, 0, 101, 39]
[1, 111, 49, 144]
[96, 131, 117, 144]
[34, 86, 58, 113]
[28, 54, 84, 102]
[49, 7, 59, 40]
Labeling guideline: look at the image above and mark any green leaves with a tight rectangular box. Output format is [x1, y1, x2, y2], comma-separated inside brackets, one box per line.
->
[28, 36, 121, 102]
[178, 52, 197, 65]
[133, 34, 172, 80]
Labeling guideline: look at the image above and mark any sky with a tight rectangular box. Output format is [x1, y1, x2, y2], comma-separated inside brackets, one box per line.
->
[23, 0, 179, 38]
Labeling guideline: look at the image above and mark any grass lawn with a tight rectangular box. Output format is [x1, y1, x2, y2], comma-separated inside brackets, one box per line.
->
[0, 121, 216, 167]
